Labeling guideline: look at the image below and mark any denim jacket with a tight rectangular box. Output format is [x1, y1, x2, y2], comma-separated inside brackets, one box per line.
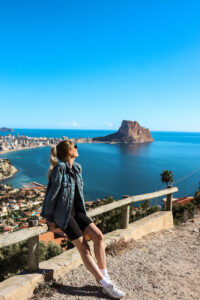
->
[41, 161, 92, 230]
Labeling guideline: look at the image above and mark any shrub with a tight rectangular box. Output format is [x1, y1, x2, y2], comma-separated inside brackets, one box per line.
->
[0, 239, 62, 282]
[172, 197, 200, 225]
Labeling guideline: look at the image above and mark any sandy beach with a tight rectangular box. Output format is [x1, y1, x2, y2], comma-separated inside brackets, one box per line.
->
[0, 145, 49, 156]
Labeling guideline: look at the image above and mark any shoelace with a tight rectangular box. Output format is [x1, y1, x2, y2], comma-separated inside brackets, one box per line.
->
[107, 276, 116, 286]
[108, 282, 119, 291]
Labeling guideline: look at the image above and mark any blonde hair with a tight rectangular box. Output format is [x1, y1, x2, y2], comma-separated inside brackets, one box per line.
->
[47, 140, 74, 180]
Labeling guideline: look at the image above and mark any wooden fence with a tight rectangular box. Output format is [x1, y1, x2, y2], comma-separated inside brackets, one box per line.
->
[0, 186, 178, 272]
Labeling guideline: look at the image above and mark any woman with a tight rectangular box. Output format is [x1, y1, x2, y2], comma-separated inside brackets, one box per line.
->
[41, 140, 126, 299]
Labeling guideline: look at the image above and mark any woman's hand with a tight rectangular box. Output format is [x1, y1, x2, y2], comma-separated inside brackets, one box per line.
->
[47, 220, 56, 231]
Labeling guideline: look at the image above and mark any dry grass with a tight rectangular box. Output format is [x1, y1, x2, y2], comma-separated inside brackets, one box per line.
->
[105, 238, 136, 256]
[30, 278, 63, 299]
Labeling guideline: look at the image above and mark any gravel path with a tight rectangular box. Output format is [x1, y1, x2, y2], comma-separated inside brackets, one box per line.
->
[30, 213, 200, 300]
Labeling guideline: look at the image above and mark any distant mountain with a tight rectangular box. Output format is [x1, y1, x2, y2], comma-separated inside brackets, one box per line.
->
[92, 120, 154, 143]
[0, 127, 14, 132]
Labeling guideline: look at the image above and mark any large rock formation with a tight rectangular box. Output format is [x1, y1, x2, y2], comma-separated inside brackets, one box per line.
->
[0, 127, 14, 132]
[0, 159, 18, 180]
[92, 120, 154, 144]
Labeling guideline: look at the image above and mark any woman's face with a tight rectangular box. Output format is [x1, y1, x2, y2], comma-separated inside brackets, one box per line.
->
[67, 143, 78, 159]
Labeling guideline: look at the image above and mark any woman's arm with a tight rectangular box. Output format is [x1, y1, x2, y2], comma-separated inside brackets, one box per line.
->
[43, 164, 64, 219]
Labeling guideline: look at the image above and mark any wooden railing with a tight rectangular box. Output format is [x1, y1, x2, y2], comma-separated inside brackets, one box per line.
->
[0, 186, 178, 272]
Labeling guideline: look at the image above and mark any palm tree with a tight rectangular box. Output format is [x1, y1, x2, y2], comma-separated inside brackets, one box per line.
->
[160, 169, 174, 188]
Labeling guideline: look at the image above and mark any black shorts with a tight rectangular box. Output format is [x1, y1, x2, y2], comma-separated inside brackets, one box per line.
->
[56, 212, 93, 241]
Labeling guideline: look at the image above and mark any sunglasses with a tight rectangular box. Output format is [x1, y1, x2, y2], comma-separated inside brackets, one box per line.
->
[74, 144, 78, 149]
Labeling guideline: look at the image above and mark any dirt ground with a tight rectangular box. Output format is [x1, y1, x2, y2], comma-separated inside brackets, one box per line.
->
[29, 212, 200, 300]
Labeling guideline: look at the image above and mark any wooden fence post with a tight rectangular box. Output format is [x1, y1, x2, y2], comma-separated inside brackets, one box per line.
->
[166, 185, 173, 211]
[121, 195, 130, 229]
[28, 220, 39, 272]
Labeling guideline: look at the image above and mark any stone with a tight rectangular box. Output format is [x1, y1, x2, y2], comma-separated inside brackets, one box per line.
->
[92, 120, 154, 144]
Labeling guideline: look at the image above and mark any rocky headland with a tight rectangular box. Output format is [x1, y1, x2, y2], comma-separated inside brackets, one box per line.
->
[92, 120, 154, 144]
[0, 127, 14, 132]
[0, 158, 18, 181]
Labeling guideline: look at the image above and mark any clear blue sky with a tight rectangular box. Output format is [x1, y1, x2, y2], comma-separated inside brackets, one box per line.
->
[0, 1, 200, 131]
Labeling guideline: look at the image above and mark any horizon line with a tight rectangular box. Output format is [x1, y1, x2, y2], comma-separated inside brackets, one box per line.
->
[2, 128, 200, 133]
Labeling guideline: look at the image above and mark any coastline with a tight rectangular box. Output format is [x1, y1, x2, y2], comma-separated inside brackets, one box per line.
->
[0, 145, 49, 156]
[0, 142, 124, 159]
[0, 140, 152, 159]
[0, 142, 114, 157]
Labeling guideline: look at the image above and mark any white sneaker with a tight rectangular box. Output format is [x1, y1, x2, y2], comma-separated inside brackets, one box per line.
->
[102, 282, 126, 299]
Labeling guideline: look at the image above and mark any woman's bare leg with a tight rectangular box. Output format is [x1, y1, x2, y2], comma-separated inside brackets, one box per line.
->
[71, 235, 104, 281]
[83, 222, 106, 269]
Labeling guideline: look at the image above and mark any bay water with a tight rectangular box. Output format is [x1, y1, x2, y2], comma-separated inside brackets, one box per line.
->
[1, 129, 200, 207]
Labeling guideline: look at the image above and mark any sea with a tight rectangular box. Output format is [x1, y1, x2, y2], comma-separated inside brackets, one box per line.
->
[0, 129, 200, 207]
